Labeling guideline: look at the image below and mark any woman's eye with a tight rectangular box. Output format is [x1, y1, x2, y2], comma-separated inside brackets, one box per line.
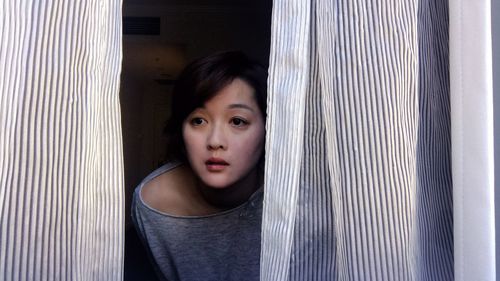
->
[230, 117, 248, 127]
[190, 117, 206, 126]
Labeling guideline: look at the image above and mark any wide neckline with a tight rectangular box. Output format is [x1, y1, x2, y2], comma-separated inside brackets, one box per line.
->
[137, 162, 263, 220]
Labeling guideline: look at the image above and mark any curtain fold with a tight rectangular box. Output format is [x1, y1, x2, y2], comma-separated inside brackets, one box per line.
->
[262, 0, 457, 280]
[0, 1, 124, 280]
[0, 0, 494, 280]
[261, 1, 312, 280]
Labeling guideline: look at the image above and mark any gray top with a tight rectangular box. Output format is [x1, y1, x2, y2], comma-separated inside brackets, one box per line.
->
[131, 162, 263, 281]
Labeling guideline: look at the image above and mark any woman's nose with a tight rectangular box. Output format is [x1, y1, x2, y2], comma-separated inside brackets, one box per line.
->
[206, 125, 227, 150]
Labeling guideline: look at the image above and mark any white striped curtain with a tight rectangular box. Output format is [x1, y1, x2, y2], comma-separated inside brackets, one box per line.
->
[0, 0, 494, 280]
[0, 0, 124, 280]
[262, 0, 495, 281]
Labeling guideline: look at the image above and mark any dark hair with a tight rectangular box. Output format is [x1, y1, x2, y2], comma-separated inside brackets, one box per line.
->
[165, 51, 268, 161]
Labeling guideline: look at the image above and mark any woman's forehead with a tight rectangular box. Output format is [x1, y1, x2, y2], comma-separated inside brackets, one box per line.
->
[201, 79, 260, 109]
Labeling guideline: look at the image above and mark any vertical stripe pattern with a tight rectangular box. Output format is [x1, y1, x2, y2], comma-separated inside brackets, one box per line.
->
[262, 0, 453, 280]
[0, 0, 124, 280]
[260, 1, 312, 280]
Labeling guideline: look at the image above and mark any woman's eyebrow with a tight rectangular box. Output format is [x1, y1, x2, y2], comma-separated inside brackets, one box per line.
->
[228, 104, 255, 112]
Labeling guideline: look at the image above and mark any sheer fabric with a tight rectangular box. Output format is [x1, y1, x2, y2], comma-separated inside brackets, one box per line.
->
[0, 0, 495, 280]
[262, 0, 460, 280]
[0, 1, 124, 280]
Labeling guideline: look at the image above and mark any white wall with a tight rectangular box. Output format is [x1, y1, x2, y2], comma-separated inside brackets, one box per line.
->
[493, 1, 500, 278]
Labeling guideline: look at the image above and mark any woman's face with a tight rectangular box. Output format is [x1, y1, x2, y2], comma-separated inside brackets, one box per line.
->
[182, 78, 265, 189]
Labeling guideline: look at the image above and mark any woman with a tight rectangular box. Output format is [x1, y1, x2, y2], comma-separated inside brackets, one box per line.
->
[132, 51, 267, 281]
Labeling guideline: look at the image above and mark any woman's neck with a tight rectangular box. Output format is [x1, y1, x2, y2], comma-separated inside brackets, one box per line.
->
[196, 168, 262, 210]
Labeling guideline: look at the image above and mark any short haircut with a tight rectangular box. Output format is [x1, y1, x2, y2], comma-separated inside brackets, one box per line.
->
[165, 51, 268, 161]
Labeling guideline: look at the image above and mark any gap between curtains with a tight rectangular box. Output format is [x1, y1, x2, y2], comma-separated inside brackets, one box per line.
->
[0, 0, 495, 280]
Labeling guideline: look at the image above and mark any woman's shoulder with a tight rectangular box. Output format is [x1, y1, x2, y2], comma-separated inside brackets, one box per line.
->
[137, 162, 221, 216]
[138, 162, 194, 215]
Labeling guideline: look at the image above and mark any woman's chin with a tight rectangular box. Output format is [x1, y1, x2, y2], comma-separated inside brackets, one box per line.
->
[198, 177, 235, 190]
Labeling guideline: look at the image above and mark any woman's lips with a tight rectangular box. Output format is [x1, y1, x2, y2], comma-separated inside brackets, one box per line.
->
[205, 158, 229, 171]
